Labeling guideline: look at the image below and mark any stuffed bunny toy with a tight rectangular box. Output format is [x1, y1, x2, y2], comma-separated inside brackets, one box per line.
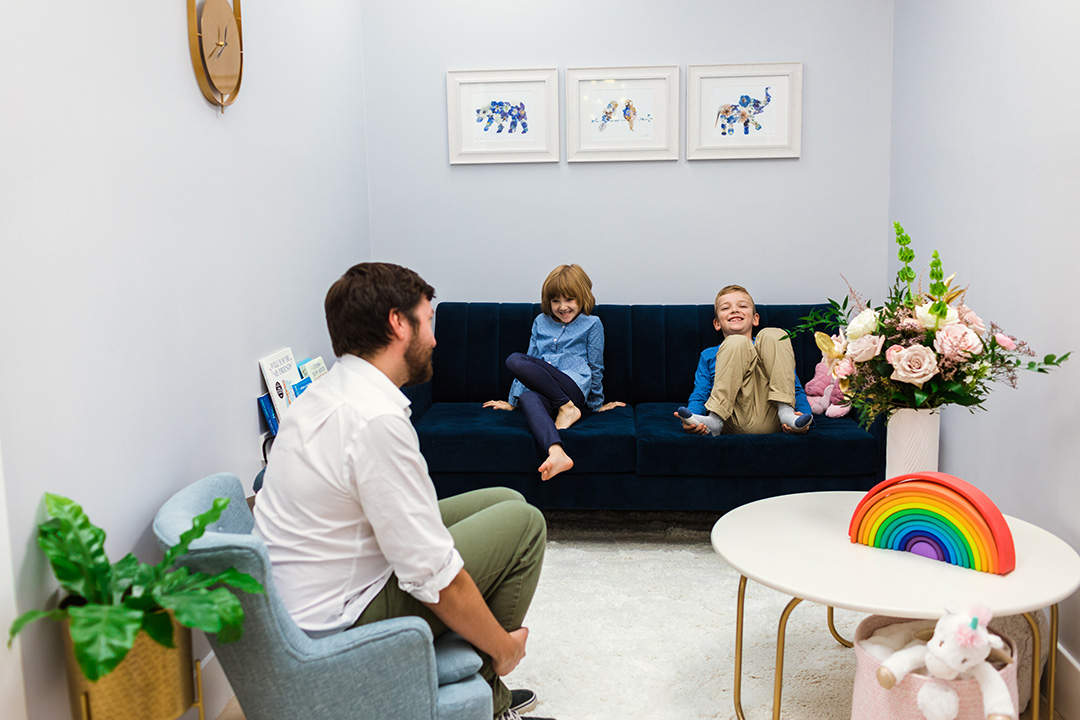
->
[804, 360, 851, 418]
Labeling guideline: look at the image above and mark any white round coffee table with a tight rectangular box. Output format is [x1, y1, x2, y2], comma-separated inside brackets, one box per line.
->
[711, 491, 1080, 720]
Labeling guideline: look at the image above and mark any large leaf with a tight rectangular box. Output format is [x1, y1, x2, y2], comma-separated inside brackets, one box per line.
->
[155, 586, 242, 636]
[206, 567, 264, 595]
[158, 497, 230, 573]
[67, 604, 143, 682]
[8, 609, 66, 647]
[140, 610, 175, 649]
[108, 553, 141, 603]
[37, 495, 113, 603]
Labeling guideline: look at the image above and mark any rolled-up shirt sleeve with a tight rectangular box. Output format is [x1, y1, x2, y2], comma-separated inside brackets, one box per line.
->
[351, 413, 464, 604]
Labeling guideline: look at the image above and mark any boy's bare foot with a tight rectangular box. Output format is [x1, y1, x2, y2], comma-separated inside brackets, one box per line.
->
[554, 401, 581, 430]
[539, 445, 574, 481]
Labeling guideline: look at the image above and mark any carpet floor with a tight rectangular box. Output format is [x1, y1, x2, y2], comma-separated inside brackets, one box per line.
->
[504, 516, 864, 720]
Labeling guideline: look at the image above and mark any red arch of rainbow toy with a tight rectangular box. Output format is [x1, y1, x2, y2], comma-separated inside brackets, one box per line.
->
[848, 472, 1015, 575]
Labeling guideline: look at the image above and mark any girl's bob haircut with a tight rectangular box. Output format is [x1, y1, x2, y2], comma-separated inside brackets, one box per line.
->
[540, 264, 595, 317]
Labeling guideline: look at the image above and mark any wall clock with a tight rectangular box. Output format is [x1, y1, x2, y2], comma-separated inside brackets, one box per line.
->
[187, 0, 243, 111]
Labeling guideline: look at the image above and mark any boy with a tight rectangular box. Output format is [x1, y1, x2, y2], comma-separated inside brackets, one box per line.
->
[676, 284, 812, 435]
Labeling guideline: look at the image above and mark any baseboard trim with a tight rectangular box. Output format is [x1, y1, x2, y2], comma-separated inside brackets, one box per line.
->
[1055, 644, 1080, 720]
[179, 651, 234, 720]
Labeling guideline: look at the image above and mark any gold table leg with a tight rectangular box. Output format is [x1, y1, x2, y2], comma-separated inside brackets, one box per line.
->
[1023, 605, 1060, 720]
[827, 606, 853, 648]
[732, 574, 805, 720]
[1023, 611, 1041, 720]
[773, 597, 804, 720]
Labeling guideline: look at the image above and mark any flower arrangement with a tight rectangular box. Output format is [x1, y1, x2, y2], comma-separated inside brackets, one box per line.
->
[797, 222, 1070, 429]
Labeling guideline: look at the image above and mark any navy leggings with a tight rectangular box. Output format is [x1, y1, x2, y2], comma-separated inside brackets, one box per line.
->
[506, 352, 589, 451]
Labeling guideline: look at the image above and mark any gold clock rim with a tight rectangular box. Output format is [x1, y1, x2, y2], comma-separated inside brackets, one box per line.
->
[187, 0, 244, 109]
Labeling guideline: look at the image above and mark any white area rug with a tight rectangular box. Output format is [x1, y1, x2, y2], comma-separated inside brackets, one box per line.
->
[504, 537, 866, 720]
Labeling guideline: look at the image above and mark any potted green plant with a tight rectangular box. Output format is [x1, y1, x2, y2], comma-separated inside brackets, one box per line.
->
[8, 492, 263, 718]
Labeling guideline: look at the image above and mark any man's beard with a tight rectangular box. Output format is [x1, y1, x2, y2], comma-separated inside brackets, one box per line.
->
[403, 333, 434, 386]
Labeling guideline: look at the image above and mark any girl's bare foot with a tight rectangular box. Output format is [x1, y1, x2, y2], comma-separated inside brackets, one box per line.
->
[554, 401, 581, 430]
[539, 445, 574, 481]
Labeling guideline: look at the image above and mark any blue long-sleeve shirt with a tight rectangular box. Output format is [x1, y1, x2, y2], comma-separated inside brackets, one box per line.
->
[685, 345, 810, 417]
[508, 313, 605, 411]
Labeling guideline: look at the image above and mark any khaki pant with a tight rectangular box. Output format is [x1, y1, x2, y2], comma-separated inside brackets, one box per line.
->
[353, 487, 546, 716]
[704, 327, 797, 434]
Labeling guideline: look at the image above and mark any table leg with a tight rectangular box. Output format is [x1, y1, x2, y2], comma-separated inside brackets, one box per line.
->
[827, 606, 853, 648]
[1023, 611, 1042, 720]
[772, 597, 804, 720]
[734, 575, 748, 720]
[1026, 605, 1061, 720]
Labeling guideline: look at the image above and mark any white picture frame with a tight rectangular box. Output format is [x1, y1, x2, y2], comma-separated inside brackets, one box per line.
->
[566, 66, 679, 162]
[446, 68, 559, 165]
[687, 62, 803, 160]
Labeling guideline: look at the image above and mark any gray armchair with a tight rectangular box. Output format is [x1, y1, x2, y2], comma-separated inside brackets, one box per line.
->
[152, 472, 492, 720]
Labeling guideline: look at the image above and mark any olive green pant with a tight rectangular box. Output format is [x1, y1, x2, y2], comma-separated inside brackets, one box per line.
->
[353, 487, 547, 716]
[705, 327, 797, 434]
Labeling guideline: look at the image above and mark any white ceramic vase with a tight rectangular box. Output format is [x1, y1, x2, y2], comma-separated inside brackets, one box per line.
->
[885, 408, 940, 479]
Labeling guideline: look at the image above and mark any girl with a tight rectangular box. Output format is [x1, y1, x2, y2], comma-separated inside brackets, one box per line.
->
[484, 264, 624, 481]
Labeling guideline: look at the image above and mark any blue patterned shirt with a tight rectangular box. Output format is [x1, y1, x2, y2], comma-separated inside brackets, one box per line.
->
[508, 313, 605, 411]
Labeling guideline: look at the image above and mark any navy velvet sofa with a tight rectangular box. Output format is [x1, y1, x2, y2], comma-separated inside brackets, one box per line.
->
[404, 302, 886, 513]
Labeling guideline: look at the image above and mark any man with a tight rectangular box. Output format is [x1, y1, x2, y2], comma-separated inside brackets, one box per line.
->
[254, 262, 551, 720]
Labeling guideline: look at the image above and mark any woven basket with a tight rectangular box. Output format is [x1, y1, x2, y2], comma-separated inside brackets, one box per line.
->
[851, 615, 1018, 720]
[63, 616, 194, 720]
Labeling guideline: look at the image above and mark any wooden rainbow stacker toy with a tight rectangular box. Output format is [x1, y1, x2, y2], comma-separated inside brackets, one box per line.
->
[848, 472, 1016, 575]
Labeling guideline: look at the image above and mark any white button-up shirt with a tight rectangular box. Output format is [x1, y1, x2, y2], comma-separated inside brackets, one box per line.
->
[253, 354, 464, 634]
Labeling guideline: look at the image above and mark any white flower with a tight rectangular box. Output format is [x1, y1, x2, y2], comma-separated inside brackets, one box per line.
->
[845, 308, 879, 340]
[890, 344, 939, 388]
[916, 302, 958, 331]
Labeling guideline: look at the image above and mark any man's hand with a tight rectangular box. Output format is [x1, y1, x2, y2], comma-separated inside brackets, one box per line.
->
[597, 401, 626, 412]
[492, 627, 529, 676]
[483, 400, 514, 411]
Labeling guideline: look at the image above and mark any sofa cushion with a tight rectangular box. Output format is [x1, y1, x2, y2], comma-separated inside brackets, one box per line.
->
[416, 403, 636, 474]
[634, 402, 880, 478]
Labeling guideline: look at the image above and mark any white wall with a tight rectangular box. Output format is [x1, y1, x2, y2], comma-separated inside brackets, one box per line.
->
[0, 2, 370, 717]
[890, 0, 1080, 657]
[361, 0, 896, 306]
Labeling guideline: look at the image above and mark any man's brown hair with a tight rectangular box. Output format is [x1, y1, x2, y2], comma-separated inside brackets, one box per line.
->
[325, 262, 435, 358]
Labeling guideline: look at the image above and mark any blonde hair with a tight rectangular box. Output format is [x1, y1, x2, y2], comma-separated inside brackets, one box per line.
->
[541, 264, 595, 317]
[714, 284, 755, 319]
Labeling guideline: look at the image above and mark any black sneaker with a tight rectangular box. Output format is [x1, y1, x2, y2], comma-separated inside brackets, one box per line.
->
[509, 688, 538, 714]
[495, 711, 555, 720]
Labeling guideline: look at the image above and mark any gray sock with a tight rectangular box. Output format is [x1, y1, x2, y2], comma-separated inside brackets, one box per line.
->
[777, 403, 812, 430]
[677, 407, 723, 436]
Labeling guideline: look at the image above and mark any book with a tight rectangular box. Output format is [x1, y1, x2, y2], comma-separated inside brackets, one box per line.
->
[257, 393, 279, 435]
[259, 347, 302, 420]
[298, 356, 328, 382]
[292, 376, 312, 398]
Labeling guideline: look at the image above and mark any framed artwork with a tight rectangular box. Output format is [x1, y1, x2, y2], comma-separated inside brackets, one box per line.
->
[686, 62, 803, 160]
[565, 66, 679, 162]
[446, 68, 559, 165]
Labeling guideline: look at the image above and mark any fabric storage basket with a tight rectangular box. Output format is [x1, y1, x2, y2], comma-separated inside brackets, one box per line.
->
[851, 614, 1018, 720]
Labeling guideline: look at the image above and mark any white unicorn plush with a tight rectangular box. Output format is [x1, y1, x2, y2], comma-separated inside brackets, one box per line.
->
[876, 605, 1016, 720]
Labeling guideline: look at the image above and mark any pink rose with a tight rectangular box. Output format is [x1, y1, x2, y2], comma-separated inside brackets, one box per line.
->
[846, 334, 885, 363]
[889, 344, 939, 388]
[933, 323, 983, 360]
[834, 358, 855, 378]
[885, 344, 904, 364]
[958, 305, 987, 337]
[995, 333, 1016, 351]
